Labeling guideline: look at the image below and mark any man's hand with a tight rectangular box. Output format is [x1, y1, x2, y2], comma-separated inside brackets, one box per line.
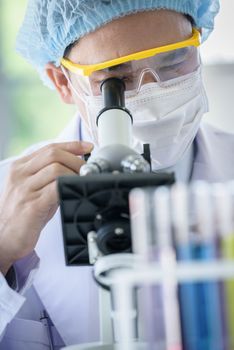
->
[0, 141, 93, 275]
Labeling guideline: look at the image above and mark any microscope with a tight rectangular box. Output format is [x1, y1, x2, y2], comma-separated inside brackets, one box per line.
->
[58, 78, 174, 349]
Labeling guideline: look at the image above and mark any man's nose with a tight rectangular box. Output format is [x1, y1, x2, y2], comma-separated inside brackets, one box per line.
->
[137, 68, 160, 91]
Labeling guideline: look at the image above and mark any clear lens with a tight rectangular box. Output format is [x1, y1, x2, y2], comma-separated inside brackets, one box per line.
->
[153, 46, 200, 82]
[74, 46, 200, 97]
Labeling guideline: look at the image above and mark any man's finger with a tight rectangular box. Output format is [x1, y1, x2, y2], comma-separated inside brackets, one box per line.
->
[24, 147, 86, 175]
[19, 141, 93, 165]
[28, 163, 78, 191]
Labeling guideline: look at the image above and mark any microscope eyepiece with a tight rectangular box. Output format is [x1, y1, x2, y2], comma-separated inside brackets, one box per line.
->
[96, 77, 133, 147]
[100, 78, 126, 109]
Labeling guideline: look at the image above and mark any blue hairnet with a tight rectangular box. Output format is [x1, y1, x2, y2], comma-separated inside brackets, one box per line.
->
[16, 0, 220, 86]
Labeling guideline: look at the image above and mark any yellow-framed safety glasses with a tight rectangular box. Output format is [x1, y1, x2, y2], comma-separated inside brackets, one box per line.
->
[61, 28, 201, 77]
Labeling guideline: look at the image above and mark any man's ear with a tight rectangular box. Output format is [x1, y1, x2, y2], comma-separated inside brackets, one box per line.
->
[45, 63, 74, 104]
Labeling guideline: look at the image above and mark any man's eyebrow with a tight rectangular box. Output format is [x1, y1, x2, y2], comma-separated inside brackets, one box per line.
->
[107, 62, 132, 71]
[91, 63, 131, 79]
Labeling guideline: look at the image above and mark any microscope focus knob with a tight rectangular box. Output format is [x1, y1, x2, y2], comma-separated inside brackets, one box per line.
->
[80, 158, 111, 176]
[121, 154, 151, 173]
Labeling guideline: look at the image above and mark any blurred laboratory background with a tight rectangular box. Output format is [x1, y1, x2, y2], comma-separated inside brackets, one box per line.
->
[0, 1, 233, 160]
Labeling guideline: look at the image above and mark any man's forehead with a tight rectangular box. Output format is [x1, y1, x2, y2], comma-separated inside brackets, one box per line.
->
[69, 10, 192, 65]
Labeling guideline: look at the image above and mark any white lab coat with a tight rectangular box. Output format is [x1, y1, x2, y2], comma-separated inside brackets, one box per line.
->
[0, 115, 234, 349]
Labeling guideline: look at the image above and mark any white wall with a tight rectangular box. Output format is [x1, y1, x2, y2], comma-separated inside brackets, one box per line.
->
[201, 2, 234, 65]
[202, 64, 234, 133]
[200, 2, 234, 134]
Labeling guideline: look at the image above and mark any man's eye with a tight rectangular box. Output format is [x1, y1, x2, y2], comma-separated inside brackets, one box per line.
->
[122, 76, 133, 82]
[159, 62, 184, 71]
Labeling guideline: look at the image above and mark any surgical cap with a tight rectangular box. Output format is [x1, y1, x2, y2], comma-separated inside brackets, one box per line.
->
[16, 0, 220, 86]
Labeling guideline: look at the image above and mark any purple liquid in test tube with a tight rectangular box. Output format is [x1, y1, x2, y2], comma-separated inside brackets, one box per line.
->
[130, 188, 166, 349]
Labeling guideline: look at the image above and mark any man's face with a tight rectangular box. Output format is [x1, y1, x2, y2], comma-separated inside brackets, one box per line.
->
[54, 10, 193, 121]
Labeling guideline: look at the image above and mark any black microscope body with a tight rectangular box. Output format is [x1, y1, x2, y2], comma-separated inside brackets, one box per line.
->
[58, 78, 174, 266]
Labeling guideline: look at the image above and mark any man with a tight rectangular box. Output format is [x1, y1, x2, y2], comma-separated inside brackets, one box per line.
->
[0, 0, 233, 349]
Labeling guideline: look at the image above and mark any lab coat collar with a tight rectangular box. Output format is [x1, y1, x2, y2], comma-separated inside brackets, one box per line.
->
[56, 114, 234, 182]
[192, 123, 234, 182]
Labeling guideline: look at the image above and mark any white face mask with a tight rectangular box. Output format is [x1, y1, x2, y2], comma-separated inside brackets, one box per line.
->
[127, 69, 209, 169]
[68, 68, 208, 170]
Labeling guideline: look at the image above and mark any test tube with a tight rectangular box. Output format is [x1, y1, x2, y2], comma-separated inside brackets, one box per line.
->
[154, 186, 182, 350]
[129, 188, 166, 348]
[171, 183, 200, 350]
[129, 188, 154, 260]
[213, 182, 234, 350]
[192, 181, 223, 350]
